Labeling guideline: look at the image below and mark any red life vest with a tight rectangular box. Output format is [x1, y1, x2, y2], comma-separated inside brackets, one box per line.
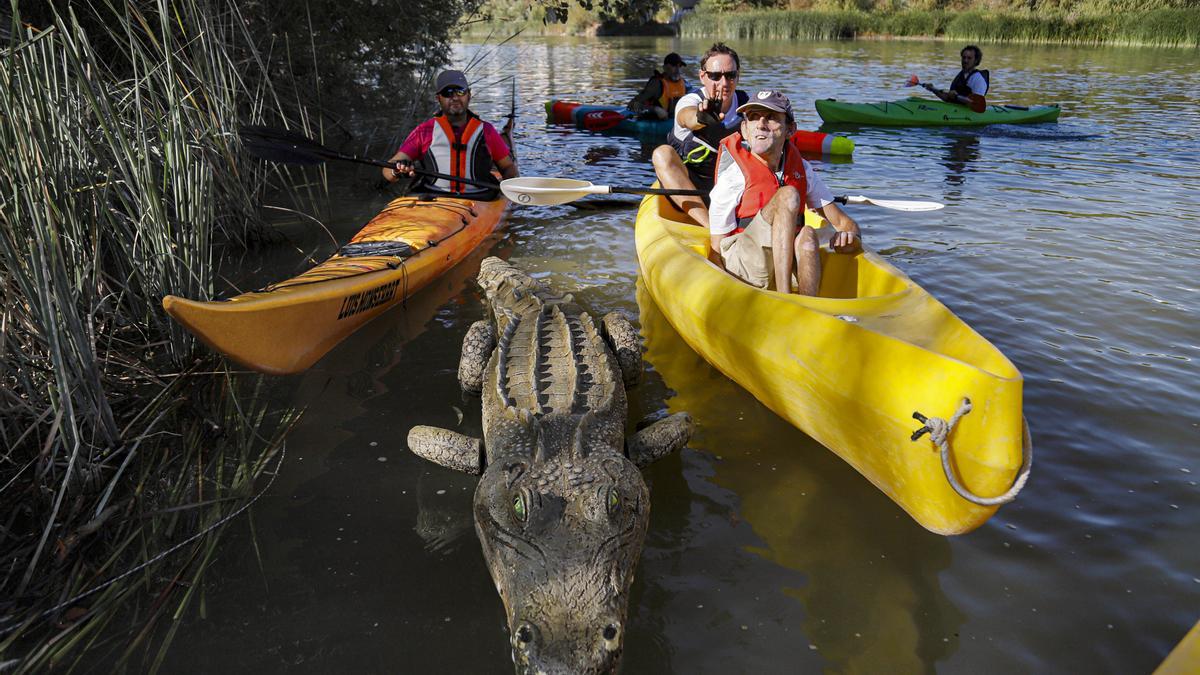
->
[716, 133, 808, 232]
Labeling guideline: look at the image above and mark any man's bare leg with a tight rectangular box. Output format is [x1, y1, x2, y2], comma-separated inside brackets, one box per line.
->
[792, 226, 821, 296]
[652, 145, 709, 230]
[760, 186, 800, 292]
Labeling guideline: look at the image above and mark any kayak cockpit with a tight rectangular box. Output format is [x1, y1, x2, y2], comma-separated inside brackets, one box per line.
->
[653, 195, 1020, 381]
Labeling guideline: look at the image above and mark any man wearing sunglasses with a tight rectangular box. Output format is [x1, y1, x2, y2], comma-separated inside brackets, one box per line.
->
[708, 91, 861, 297]
[651, 42, 750, 230]
[383, 69, 518, 197]
[627, 52, 689, 121]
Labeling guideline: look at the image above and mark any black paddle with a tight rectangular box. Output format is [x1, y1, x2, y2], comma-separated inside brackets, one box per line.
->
[238, 125, 499, 190]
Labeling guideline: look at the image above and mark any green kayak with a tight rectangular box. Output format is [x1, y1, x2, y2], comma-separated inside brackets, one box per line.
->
[816, 96, 1060, 126]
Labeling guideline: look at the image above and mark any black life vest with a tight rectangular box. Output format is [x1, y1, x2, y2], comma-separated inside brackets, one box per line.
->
[667, 89, 750, 178]
[951, 69, 990, 98]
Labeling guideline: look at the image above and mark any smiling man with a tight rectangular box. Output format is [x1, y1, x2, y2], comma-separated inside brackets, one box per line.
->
[383, 69, 517, 197]
[650, 42, 750, 230]
[708, 91, 862, 296]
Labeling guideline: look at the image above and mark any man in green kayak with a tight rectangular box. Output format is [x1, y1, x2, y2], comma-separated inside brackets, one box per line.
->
[930, 45, 989, 113]
[708, 91, 861, 296]
[651, 42, 750, 230]
[383, 69, 518, 196]
[627, 52, 689, 121]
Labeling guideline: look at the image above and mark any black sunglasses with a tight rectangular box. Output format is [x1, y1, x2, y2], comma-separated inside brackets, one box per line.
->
[438, 86, 468, 98]
[704, 70, 738, 81]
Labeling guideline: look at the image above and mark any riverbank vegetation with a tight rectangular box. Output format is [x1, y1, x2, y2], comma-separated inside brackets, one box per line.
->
[684, 1, 1199, 47]
[0, 0, 476, 670]
[467, 0, 1198, 46]
[465, 0, 675, 35]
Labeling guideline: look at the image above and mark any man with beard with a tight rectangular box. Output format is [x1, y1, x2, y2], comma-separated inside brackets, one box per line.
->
[383, 70, 518, 198]
[650, 42, 749, 230]
[708, 91, 862, 296]
[929, 45, 989, 113]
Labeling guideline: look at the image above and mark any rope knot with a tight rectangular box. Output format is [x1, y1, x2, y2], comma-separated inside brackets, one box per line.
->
[906, 397, 1032, 507]
[924, 416, 951, 446]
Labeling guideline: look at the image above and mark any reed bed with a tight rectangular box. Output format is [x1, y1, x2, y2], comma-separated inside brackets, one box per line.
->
[0, 0, 309, 670]
[680, 8, 1200, 47]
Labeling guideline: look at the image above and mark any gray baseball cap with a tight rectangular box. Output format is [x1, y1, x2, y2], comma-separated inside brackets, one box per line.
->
[435, 70, 469, 92]
[736, 90, 793, 118]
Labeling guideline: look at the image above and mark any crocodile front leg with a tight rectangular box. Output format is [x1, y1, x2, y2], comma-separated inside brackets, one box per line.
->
[602, 312, 641, 386]
[627, 412, 693, 468]
[458, 319, 496, 394]
[408, 426, 483, 474]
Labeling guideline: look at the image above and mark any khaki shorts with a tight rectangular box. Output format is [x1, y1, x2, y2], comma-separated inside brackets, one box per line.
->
[718, 210, 777, 290]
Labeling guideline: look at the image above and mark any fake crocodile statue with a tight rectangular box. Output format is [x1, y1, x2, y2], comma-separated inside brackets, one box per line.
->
[408, 257, 692, 674]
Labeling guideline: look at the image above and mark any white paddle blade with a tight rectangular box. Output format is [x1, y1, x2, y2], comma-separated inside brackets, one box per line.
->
[844, 195, 944, 212]
[500, 177, 610, 206]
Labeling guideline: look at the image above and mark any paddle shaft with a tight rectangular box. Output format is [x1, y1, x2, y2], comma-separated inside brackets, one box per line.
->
[240, 126, 498, 190]
[610, 186, 705, 197]
[318, 150, 498, 190]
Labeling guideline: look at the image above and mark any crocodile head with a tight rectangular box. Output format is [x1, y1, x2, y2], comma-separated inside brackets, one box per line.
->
[474, 412, 650, 674]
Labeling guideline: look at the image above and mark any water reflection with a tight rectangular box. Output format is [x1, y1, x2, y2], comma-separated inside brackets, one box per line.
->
[943, 132, 980, 186]
[635, 278, 964, 671]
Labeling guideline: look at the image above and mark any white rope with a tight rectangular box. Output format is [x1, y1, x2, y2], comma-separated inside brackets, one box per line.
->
[911, 397, 1032, 506]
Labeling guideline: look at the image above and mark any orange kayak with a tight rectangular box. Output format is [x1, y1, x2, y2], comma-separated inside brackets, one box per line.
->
[163, 195, 508, 374]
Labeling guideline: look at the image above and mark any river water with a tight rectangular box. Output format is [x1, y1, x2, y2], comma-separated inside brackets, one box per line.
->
[160, 37, 1198, 673]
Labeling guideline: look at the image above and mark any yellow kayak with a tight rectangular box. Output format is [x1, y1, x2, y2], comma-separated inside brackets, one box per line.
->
[1155, 619, 1200, 675]
[164, 195, 508, 375]
[634, 193, 1030, 535]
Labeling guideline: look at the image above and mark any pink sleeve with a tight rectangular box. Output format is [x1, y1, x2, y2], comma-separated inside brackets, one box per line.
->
[397, 119, 434, 158]
[482, 122, 512, 162]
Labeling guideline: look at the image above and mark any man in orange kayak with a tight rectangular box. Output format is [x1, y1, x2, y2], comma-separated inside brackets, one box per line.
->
[384, 69, 518, 197]
[650, 42, 750, 230]
[932, 45, 989, 113]
[708, 91, 862, 296]
[627, 52, 689, 121]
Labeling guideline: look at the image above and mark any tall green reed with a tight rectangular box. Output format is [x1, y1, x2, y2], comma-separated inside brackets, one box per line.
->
[0, 0, 306, 669]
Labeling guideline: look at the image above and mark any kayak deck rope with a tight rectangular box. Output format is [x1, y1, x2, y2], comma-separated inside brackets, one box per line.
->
[910, 397, 1033, 506]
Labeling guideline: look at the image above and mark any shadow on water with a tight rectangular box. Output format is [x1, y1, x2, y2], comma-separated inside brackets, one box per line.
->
[152, 230, 519, 673]
[633, 278, 965, 671]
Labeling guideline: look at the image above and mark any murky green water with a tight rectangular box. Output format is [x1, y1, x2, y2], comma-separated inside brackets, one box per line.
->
[160, 37, 1198, 672]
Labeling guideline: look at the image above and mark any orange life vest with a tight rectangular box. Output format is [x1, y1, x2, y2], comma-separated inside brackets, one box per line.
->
[657, 75, 687, 113]
[716, 133, 808, 231]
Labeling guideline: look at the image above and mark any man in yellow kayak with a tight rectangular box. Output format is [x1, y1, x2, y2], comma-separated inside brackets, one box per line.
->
[930, 45, 989, 113]
[383, 69, 518, 196]
[627, 52, 689, 120]
[651, 42, 750, 230]
[708, 91, 862, 296]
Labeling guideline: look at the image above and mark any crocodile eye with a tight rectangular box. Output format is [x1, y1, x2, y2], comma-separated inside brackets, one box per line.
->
[605, 487, 621, 517]
[512, 493, 528, 522]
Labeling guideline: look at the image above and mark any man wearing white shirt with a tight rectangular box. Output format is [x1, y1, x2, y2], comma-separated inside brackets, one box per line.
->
[935, 45, 989, 113]
[708, 91, 861, 296]
[650, 42, 749, 230]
